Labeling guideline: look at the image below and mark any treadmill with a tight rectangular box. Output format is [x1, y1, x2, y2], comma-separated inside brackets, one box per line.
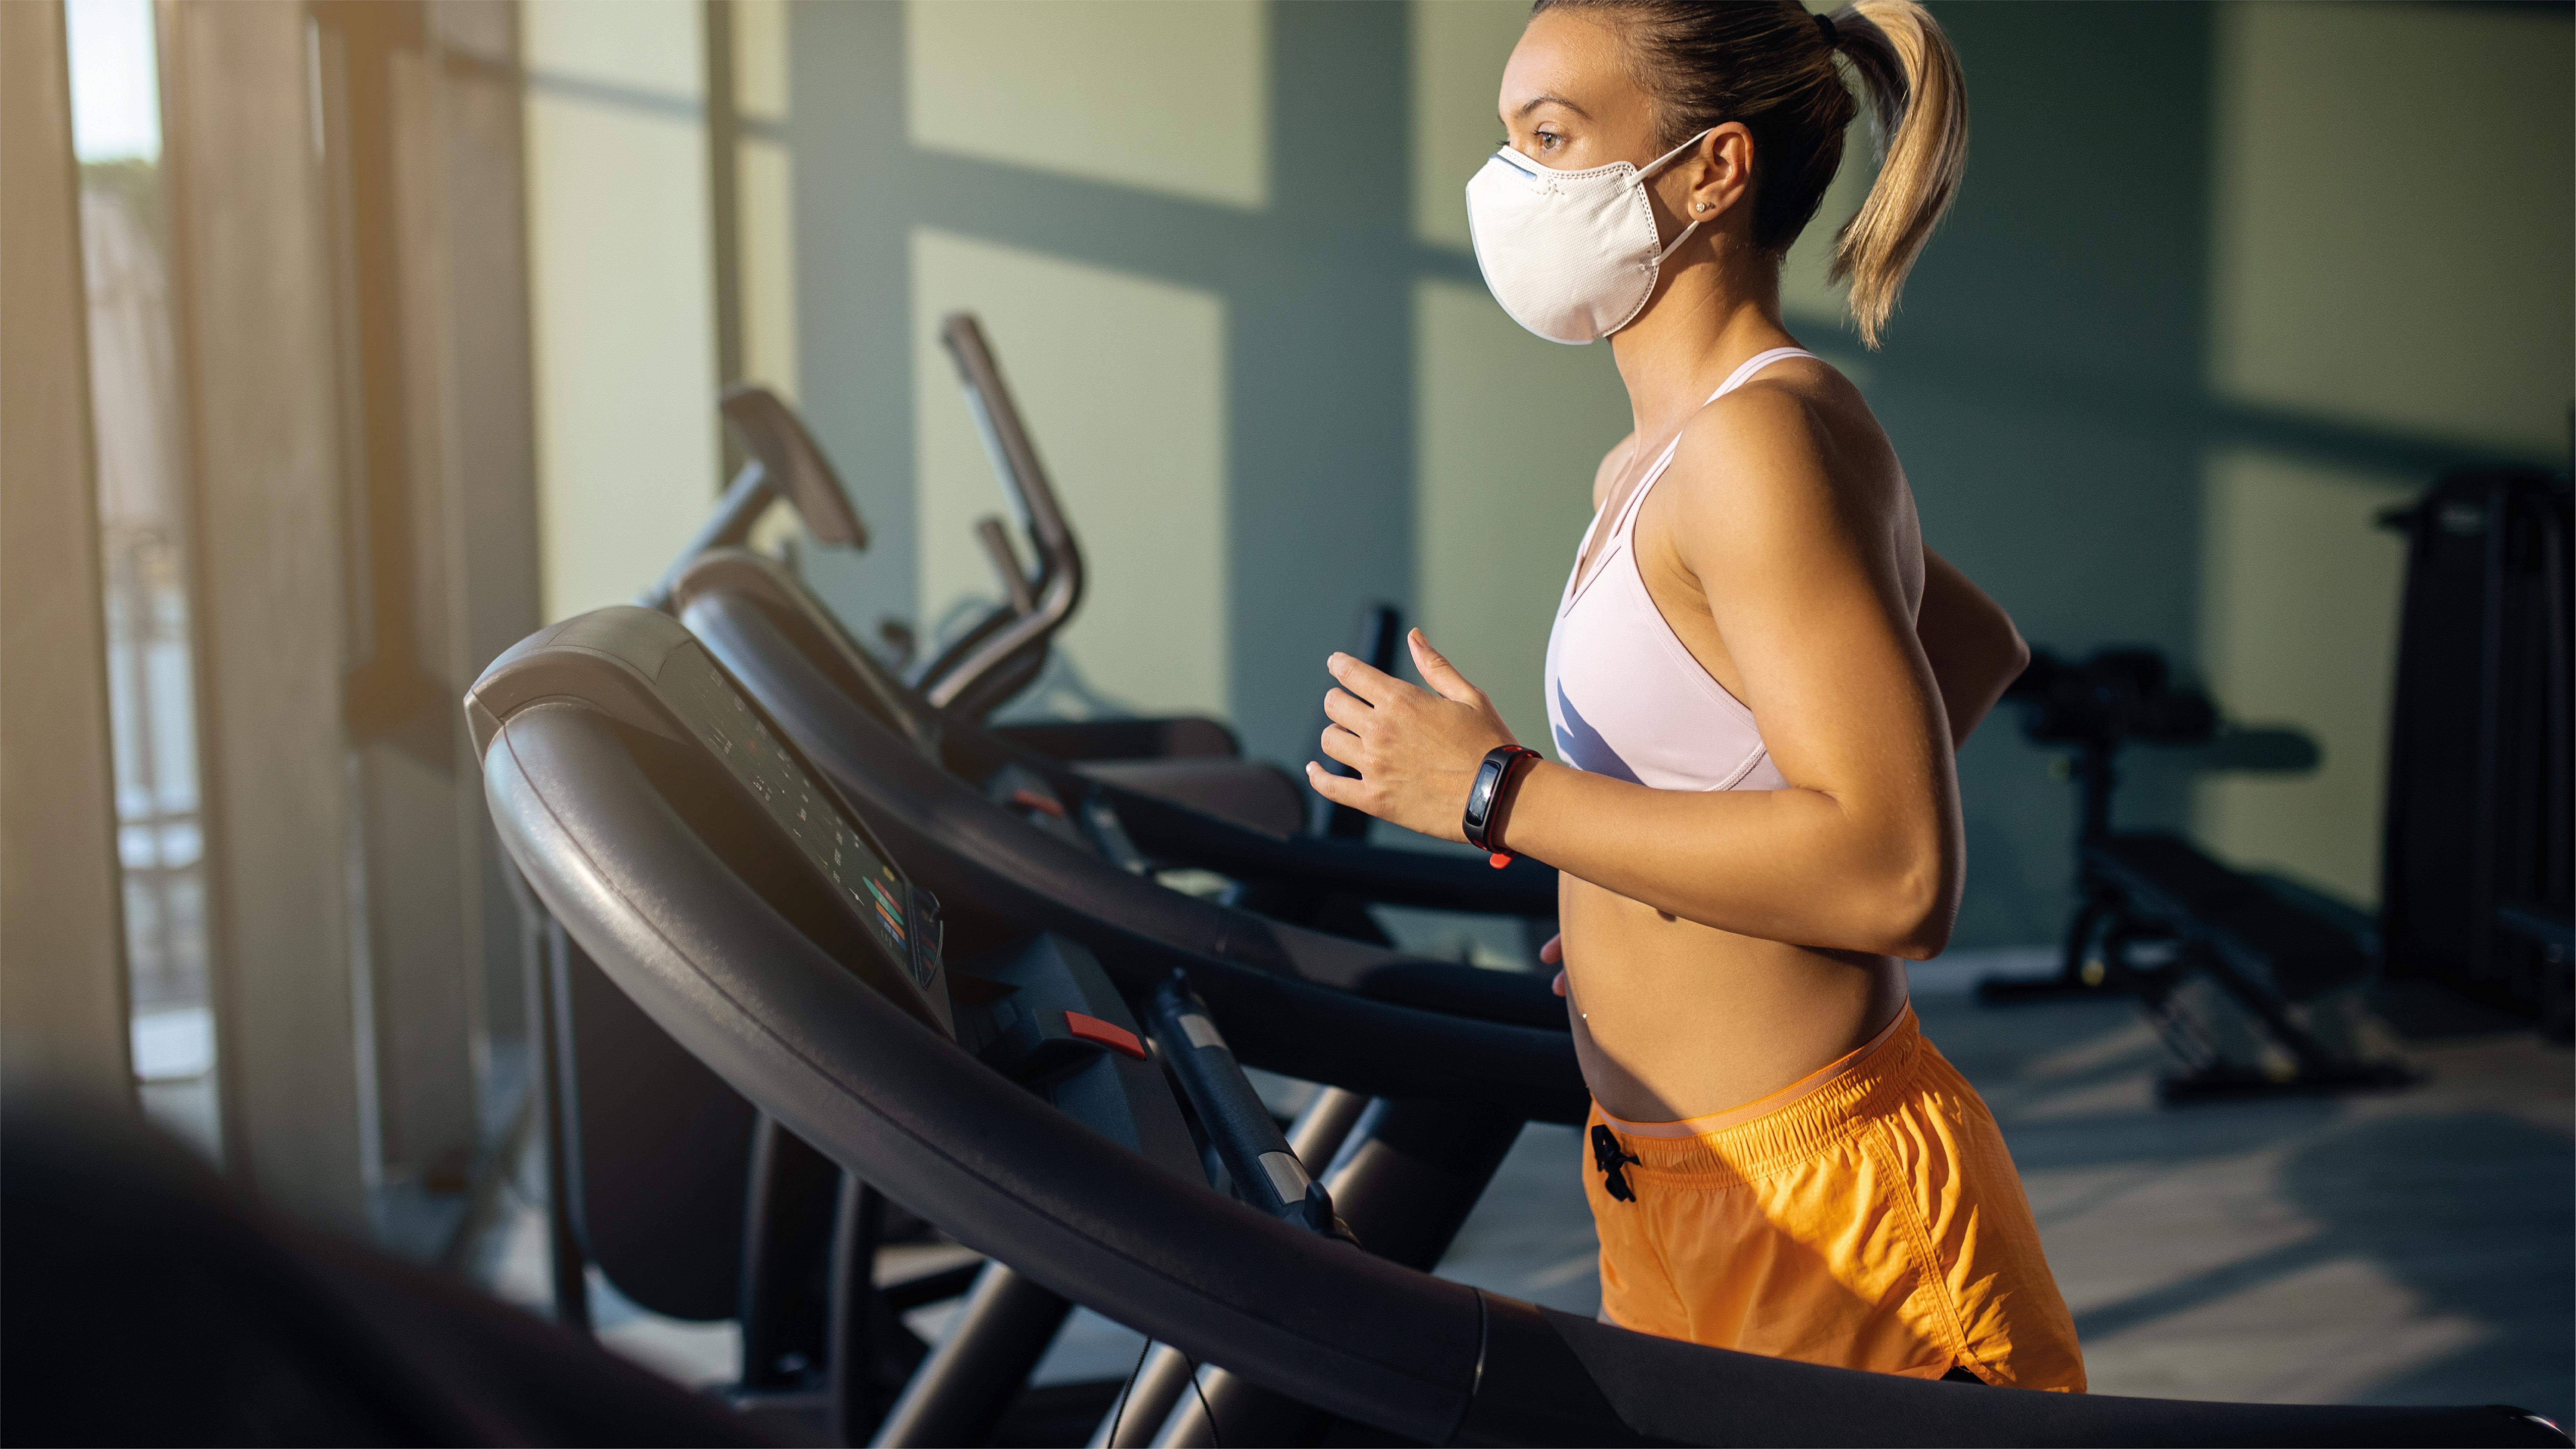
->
[471, 604, 2562, 1449]
[521, 335, 1546, 1424]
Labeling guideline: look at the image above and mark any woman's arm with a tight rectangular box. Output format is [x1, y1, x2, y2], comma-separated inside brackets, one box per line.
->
[1916, 547, 2028, 748]
[1525, 547, 2015, 982]
[1308, 390, 1962, 959]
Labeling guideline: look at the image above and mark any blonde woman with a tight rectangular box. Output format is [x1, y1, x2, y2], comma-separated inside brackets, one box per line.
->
[1309, 0, 2083, 1389]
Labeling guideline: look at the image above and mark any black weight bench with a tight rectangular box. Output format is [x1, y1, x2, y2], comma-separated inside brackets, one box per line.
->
[2082, 831, 2415, 1102]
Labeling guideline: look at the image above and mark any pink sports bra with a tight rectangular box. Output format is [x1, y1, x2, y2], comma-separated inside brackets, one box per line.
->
[1542, 347, 1818, 793]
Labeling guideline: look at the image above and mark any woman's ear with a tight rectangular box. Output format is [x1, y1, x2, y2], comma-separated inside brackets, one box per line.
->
[1685, 122, 1757, 220]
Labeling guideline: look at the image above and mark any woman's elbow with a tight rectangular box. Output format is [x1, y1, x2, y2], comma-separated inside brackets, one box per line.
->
[1860, 851, 1959, 960]
[1884, 907, 1957, 962]
[2000, 624, 2032, 683]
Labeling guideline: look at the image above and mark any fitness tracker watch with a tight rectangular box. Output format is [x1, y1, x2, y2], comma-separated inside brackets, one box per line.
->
[1462, 745, 1541, 867]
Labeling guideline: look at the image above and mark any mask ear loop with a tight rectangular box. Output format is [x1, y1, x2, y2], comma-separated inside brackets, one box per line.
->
[1652, 217, 1704, 265]
[1638, 127, 1717, 264]
[1639, 127, 1717, 178]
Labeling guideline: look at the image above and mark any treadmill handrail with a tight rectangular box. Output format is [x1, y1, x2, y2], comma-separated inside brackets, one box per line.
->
[673, 548, 1558, 918]
[684, 581, 1590, 1119]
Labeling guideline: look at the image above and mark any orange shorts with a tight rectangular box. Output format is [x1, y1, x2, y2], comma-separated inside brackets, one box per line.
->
[1583, 1006, 2085, 1390]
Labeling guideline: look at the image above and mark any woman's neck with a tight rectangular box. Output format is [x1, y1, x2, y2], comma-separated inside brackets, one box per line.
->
[1608, 245, 1798, 444]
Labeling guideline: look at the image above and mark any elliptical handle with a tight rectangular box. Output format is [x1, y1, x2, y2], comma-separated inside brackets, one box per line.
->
[923, 314, 1087, 712]
[939, 313, 1080, 575]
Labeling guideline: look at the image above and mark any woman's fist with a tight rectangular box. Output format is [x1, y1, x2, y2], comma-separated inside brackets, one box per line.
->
[1304, 629, 1518, 842]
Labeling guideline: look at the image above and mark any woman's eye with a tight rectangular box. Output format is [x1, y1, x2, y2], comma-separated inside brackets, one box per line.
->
[1535, 130, 1562, 150]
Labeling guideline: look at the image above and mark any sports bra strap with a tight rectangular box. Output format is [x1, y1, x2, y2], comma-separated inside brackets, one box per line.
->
[1609, 347, 1820, 539]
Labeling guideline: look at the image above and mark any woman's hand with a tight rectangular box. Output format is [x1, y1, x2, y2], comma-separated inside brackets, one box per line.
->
[1541, 931, 1566, 997]
[1305, 630, 1517, 842]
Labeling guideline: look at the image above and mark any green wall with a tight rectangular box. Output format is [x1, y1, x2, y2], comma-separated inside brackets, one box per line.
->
[771, 0, 2571, 949]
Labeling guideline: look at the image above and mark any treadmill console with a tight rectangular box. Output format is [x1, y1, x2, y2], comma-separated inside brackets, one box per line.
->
[467, 607, 951, 1036]
[656, 645, 949, 1024]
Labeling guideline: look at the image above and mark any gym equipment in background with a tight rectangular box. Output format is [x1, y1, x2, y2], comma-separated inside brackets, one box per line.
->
[468, 604, 2563, 1449]
[1978, 647, 2415, 1103]
[904, 313, 1084, 719]
[639, 384, 869, 613]
[2377, 467, 2573, 1040]
[918, 311, 1364, 841]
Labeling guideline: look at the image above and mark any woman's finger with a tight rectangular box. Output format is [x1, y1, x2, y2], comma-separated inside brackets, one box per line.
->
[1320, 686, 1373, 733]
[1551, 969, 1567, 998]
[1407, 628, 1485, 707]
[1538, 932, 1563, 964]
[1317, 725, 1365, 770]
[1304, 759, 1362, 806]
[1325, 650, 1413, 709]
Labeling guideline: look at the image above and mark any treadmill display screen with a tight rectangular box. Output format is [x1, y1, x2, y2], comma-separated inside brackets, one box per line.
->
[656, 645, 944, 1012]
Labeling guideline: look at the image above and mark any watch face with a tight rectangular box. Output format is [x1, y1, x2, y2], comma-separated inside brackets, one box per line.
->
[1466, 755, 1506, 841]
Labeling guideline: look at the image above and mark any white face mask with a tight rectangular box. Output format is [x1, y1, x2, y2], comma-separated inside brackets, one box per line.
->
[1464, 130, 1713, 345]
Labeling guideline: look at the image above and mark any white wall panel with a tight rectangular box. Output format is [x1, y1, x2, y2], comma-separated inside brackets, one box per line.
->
[523, 0, 718, 621]
[2210, 3, 2573, 453]
[908, 0, 1267, 209]
[2194, 451, 2412, 905]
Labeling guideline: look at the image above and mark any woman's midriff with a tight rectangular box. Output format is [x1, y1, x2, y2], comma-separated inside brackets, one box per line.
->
[1560, 873, 1912, 1122]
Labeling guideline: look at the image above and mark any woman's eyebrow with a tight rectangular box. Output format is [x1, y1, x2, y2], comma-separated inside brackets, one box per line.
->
[1513, 92, 1591, 120]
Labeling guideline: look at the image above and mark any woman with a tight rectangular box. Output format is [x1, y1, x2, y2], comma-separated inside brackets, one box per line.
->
[1307, 0, 2084, 1390]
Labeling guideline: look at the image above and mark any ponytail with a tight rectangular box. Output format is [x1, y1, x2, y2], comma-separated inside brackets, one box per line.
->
[1824, 1, 1968, 348]
[1528, 0, 1969, 349]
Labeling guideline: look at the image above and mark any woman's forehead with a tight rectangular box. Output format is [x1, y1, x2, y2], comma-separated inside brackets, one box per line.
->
[1498, 9, 1636, 124]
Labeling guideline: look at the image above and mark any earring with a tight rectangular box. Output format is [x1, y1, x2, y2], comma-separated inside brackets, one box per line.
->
[1694, 202, 1710, 213]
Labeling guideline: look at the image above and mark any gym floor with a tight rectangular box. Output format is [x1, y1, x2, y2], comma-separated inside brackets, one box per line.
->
[479, 960, 2575, 1428]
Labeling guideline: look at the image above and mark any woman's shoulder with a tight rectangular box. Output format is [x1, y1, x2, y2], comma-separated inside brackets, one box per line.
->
[1663, 360, 1892, 518]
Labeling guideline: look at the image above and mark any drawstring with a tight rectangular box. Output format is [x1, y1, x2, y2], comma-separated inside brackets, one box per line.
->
[1590, 1124, 1643, 1203]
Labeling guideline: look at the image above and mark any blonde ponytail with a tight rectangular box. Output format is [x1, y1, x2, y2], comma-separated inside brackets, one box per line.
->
[1824, 0, 1968, 348]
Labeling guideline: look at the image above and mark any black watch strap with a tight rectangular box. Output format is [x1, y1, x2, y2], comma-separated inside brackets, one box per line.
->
[1462, 745, 1540, 865]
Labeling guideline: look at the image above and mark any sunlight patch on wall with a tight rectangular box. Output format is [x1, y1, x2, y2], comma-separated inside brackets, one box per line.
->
[907, 1, 1268, 210]
[1413, 277, 1630, 754]
[524, 0, 700, 93]
[2194, 449, 2413, 906]
[735, 0, 796, 401]
[733, 0, 788, 120]
[911, 230, 1229, 719]
[524, 0, 720, 622]
[2209, 3, 2574, 454]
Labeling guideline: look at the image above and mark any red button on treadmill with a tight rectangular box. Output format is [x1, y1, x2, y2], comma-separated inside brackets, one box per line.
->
[1063, 1011, 1147, 1060]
